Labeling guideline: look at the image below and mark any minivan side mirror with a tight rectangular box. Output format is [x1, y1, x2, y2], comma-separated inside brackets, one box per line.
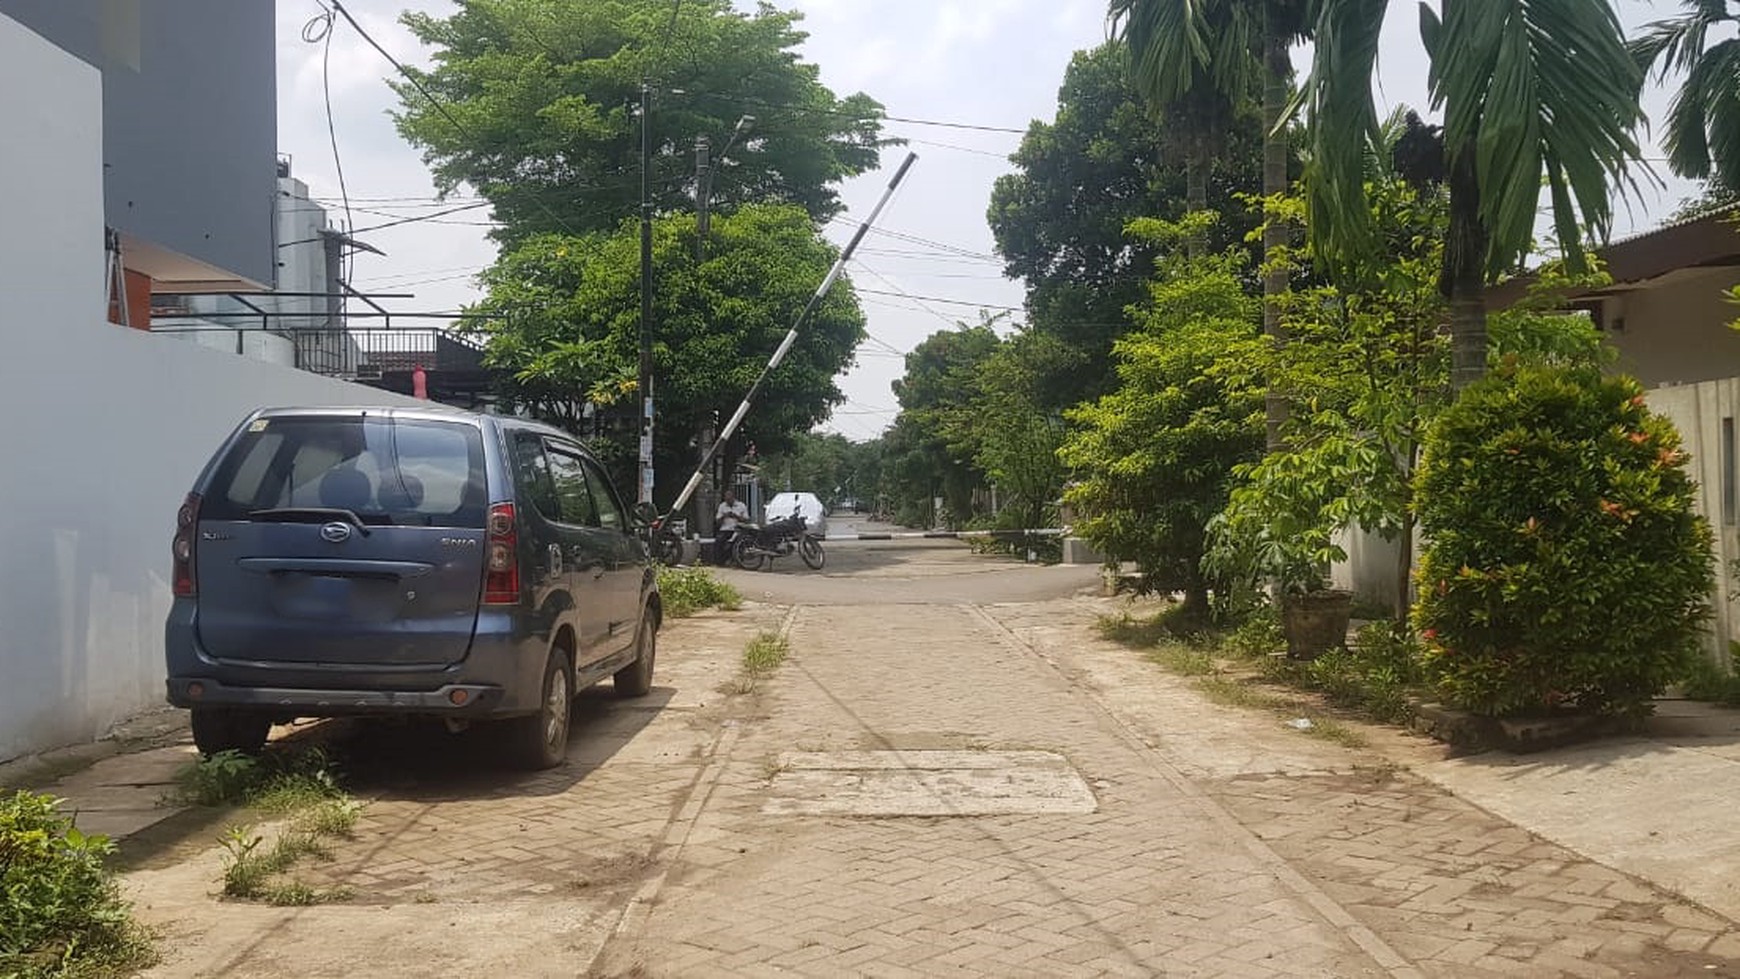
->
[631, 501, 658, 530]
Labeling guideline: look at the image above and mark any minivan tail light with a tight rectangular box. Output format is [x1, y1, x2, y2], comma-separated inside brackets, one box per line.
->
[483, 502, 520, 605]
[172, 492, 201, 597]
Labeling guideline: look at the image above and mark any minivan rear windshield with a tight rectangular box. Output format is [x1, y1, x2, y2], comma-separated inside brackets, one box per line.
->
[201, 415, 487, 528]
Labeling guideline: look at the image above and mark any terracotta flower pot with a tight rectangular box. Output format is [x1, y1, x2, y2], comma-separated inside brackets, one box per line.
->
[1281, 589, 1354, 660]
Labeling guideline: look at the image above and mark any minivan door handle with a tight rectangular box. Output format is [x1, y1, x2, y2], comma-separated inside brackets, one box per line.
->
[548, 543, 563, 574]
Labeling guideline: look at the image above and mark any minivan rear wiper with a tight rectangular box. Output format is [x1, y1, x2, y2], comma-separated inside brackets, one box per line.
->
[248, 507, 374, 536]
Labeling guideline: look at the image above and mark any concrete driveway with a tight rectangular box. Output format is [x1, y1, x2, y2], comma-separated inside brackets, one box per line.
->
[46, 536, 1740, 976]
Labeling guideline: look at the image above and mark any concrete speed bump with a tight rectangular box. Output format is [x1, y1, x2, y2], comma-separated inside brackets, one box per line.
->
[761, 749, 1097, 817]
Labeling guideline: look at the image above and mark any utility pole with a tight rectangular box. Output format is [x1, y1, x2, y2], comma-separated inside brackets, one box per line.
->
[694, 133, 716, 539]
[637, 81, 655, 505]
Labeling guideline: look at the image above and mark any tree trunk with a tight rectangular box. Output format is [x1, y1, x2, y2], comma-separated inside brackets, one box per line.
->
[1394, 510, 1414, 621]
[1181, 563, 1211, 624]
[1445, 146, 1489, 391]
[1261, 5, 1291, 454]
[1185, 134, 1208, 258]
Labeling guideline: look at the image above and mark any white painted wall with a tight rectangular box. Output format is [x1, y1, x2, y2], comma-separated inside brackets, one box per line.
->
[1644, 380, 1740, 659]
[1605, 268, 1740, 389]
[0, 11, 421, 761]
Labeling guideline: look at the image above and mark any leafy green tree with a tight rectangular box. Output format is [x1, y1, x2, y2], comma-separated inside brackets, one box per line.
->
[1298, 0, 1647, 389]
[969, 331, 1074, 531]
[1208, 185, 1448, 614]
[1109, 0, 1311, 447]
[881, 324, 1000, 527]
[1632, 2, 1740, 196]
[1061, 217, 1265, 616]
[988, 44, 1264, 406]
[395, 0, 887, 240]
[469, 204, 863, 503]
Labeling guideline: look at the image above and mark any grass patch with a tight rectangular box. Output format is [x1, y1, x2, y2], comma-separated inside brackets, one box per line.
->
[177, 748, 361, 906]
[726, 631, 792, 695]
[1096, 604, 1217, 649]
[0, 791, 157, 979]
[658, 566, 742, 618]
[743, 632, 790, 676]
[1145, 644, 1215, 677]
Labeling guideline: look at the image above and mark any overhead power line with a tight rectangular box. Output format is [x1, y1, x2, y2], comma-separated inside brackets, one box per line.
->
[676, 90, 1028, 134]
[856, 287, 1023, 312]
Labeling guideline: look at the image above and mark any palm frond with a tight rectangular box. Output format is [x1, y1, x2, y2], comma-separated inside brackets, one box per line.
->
[1435, 0, 1645, 275]
[1109, 0, 1212, 106]
[1297, 0, 1388, 273]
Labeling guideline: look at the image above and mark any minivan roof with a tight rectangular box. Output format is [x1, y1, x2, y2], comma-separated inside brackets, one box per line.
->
[250, 406, 578, 443]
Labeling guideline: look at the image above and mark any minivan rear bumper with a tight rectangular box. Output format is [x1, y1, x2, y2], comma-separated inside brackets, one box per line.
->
[164, 600, 552, 718]
[165, 677, 503, 714]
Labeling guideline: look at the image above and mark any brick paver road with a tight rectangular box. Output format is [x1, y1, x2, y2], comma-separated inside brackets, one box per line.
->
[131, 540, 1740, 977]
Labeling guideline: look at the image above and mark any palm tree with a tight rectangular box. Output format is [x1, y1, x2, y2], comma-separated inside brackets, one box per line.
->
[1108, 0, 1254, 237]
[1631, 0, 1740, 196]
[1299, 0, 1646, 390]
[1110, 0, 1303, 448]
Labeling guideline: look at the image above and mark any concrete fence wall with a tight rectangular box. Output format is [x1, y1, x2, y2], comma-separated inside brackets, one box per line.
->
[1644, 379, 1740, 657]
[0, 11, 419, 761]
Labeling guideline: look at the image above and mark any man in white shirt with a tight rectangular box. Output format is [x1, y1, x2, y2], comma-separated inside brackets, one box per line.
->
[714, 489, 749, 565]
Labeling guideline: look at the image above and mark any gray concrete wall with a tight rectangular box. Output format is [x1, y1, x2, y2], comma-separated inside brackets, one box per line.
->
[0, 0, 278, 287]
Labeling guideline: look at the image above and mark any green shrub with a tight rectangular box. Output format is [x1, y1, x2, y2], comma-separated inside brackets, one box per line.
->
[656, 566, 742, 618]
[1221, 606, 1284, 659]
[1681, 642, 1740, 706]
[1413, 364, 1713, 717]
[0, 792, 151, 978]
[1298, 624, 1423, 724]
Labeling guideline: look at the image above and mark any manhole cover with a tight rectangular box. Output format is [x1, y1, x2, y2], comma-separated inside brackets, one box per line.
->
[761, 750, 1098, 816]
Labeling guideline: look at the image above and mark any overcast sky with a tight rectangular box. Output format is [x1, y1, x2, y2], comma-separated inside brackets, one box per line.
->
[276, 0, 1703, 442]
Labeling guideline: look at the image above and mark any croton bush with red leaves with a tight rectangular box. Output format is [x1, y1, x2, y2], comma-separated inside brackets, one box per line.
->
[1412, 362, 1713, 717]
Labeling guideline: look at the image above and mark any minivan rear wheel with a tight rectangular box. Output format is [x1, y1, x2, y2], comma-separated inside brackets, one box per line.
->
[615, 614, 657, 697]
[189, 709, 271, 757]
[506, 650, 571, 770]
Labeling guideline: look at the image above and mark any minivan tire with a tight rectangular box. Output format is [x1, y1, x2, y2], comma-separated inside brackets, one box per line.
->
[507, 650, 571, 770]
[190, 709, 272, 757]
[615, 614, 657, 698]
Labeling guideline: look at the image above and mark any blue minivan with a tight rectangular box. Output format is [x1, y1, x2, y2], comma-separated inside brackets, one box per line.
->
[164, 407, 661, 769]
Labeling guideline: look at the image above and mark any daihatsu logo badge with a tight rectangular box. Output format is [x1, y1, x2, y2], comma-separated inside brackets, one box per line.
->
[320, 522, 353, 543]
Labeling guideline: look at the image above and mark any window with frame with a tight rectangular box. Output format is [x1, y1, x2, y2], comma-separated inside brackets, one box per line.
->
[512, 432, 560, 522]
[580, 458, 627, 531]
[547, 445, 601, 527]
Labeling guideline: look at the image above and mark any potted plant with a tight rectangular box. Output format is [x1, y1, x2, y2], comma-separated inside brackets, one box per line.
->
[1205, 450, 1357, 659]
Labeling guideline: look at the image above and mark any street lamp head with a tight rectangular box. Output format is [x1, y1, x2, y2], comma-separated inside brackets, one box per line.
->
[735, 114, 756, 133]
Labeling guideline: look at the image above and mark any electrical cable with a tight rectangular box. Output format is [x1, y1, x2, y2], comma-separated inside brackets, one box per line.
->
[304, 3, 356, 290]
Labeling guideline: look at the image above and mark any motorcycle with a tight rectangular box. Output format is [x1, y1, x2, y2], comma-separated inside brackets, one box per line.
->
[731, 513, 826, 571]
[648, 515, 685, 567]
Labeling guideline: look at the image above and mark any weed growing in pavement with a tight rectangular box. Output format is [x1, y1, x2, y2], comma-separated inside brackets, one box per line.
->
[1101, 601, 1417, 743]
[1095, 605, 1216, 649]
[218, 821, 352, 906]
[658, 566, 743, 618]
[742, 632, 790, 676]
[1145, 644, 1215, 677]
[186, 748, 361, 906]
[727, 632, 792, 695]
[0, 791, 157, 979]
